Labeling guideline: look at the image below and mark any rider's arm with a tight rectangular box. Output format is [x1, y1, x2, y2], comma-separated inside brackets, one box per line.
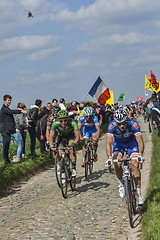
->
[95, 124, 100, 139]
[106, 135, 113, 157]
[135, 134, 144, 154]
[77, 123, 83, 139]
[49, 131, 55, 147]
[74, 130, 80, 145]
[46, 125, 51, 142]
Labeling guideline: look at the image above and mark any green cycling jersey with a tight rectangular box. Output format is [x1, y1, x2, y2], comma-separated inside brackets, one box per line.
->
[50, 118, 78, 137]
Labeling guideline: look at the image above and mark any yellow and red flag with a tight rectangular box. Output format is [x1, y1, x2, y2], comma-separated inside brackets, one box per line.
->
[106, 91, 114, 105]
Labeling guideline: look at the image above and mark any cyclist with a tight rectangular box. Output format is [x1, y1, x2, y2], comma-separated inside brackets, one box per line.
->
[78, 107, 100, 167]
[106, 109, 144, 205]
[49, 110, 80, 177]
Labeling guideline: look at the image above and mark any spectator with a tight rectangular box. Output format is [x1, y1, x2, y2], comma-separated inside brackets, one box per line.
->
[104, 104, 113, 125]
[59, 98, 66, 110]
[28, 99, 42, 156]
[38, 102, 51, 120]
[52, 99, 58, 107]
[17, 103, 29, 158]
[36, 107, 49, 155]
[71, 101, 78, 112]
[76, 102, 85, 121]
[12, 103, 28, 162]
[0, 95, 26, 164]
[46, 105, 60, 145]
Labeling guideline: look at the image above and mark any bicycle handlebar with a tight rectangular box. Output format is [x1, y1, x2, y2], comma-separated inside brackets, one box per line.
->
[50, 145, 76, 156]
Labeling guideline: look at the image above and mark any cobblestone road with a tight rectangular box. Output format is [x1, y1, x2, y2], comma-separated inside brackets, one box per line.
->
[0, 117, 150, 240]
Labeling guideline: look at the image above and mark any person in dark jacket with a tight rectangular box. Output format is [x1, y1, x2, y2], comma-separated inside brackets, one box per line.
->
[0, 95, 26, 164]
[28, 99, 42, 156]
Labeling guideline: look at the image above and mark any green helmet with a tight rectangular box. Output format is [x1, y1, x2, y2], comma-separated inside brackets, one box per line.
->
[57, 110, 69, 119]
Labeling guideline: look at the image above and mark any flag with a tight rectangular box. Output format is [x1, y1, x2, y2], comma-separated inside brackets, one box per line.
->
[106, 91, 114, 105]
[151, 70, 157, 84]
[118, 93, 125, 101]
[136, 96, 143, 101]
[88, 76, 110, 104]
[151, 70, 159, 90]
[145, 74, 160, 93]
[145, 74, 152, 91]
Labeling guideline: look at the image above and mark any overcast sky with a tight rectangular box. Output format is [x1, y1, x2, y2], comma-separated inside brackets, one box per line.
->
[0, 0, 159, 108]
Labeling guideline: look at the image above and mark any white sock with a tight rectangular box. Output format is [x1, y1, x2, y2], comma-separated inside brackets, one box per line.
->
[136, 185, 141, 196]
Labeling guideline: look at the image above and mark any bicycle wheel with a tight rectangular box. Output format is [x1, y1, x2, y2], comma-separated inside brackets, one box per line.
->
[60, 158, 68, 198]
[130, 173, 136, 214]
[85, 150, 89, 179]
[89, 149, 93, 174]
[55, 154, 61, 188]
[125, 176, 134, 228]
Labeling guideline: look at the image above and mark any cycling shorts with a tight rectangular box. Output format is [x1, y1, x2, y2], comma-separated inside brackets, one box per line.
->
[112, 138, 139, 158]
[56, 134, 75, 147]
[83, 128, 97, 139]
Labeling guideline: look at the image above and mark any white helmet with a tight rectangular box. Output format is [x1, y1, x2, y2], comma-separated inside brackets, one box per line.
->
[83, 107, 93, 117]
[114, 109, 128, 124]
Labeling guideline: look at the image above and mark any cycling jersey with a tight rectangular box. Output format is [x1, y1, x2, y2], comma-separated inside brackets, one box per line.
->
[107, 119, 141, 157]
[78, 114, 99, 138]
[51, 118, 78, 137]
[107, 119, 141, 143]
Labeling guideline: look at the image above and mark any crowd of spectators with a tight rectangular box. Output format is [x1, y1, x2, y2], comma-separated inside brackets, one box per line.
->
[0, 93, 158, 165]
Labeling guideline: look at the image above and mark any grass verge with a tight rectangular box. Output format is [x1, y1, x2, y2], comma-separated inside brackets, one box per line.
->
[142, 131, 160, 239]
[0, 124, 108, 195]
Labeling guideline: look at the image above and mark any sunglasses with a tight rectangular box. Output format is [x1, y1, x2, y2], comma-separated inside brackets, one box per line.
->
[59, 118, 68, 123]
[117, 121, 127, 126]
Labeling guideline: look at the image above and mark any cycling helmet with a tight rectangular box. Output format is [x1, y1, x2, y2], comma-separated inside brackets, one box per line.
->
[83, 107, 93, 117]
[57, 110, 69, 119]
[114, 109, 128, 124]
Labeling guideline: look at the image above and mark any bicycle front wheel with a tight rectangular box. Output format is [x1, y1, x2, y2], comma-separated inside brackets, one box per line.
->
[125, 176, 134, 228]
[89, 150, 93, 174]
[60, 158, 68, 198]
[85, 150, 89, 179]
[130, 173, 136, 215]
[55, 154, 61, 188]
[70, 174, 76, 191]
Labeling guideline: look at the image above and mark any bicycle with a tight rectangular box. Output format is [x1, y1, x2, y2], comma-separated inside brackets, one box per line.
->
[84, 136, 94, 179]
[51, 143, 76, 198]
[113, 153, 138, 228]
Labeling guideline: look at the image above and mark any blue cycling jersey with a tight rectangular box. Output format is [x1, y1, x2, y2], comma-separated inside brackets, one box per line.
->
[78, 114, 99, 132]
[107, 119, 141, 143]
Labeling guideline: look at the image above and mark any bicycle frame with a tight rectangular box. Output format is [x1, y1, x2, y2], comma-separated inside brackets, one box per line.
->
[51, 145, 76, 198]
[84, 137, 94, 179]
[113, 156, 137, 228]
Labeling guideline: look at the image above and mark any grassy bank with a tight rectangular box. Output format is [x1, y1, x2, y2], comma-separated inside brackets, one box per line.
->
[142, 131, 160, 239]
[0, 124, 108, 195]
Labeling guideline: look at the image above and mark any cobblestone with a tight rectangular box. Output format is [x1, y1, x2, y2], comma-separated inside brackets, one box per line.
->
[0, 117, 150, 239]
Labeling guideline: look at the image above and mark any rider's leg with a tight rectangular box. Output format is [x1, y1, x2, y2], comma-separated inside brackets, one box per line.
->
[69, 140, 76, 165]
[113, 153, 124, 198]
[131, 153, 143, 205]
[113, 153, 123, 181]
[131, 158, 141, 186]
[92, 134, 98, 162]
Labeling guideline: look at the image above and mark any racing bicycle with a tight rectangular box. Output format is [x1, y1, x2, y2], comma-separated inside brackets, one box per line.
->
[84, 136, 94, 179]
[113, 154, 137, 228]
[51, 143, 76, 198]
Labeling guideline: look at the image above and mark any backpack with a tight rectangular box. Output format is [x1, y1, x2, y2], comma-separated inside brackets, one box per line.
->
[14, 114, 27, 131]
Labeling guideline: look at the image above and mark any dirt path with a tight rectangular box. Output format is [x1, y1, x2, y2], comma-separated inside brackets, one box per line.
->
[0, 116, 152, 239]
[110, 116, 152, 240]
